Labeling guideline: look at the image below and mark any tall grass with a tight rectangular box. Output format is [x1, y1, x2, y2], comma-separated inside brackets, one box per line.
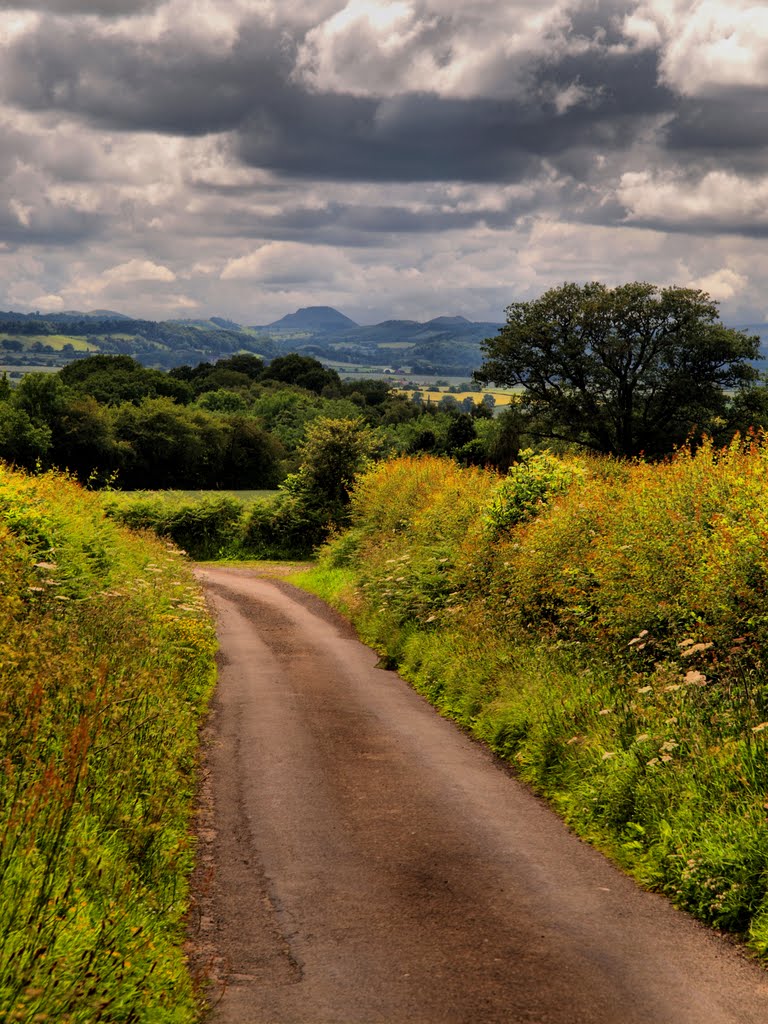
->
[0, 464, 217, 1022]
[298, 438, 768, 954]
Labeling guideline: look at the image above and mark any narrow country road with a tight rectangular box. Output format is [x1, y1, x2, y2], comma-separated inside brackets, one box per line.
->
[191, 566, 768, 1024]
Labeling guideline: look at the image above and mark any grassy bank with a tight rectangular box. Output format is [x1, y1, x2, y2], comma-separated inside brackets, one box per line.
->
[0, 465, 217, 1022]
[296, 440, 768, 955]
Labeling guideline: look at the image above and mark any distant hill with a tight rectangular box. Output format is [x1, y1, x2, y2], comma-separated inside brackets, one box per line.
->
[243, 307, 503, 375]
[0, 304, 504, 377]
[261, 306, 360, 332]
[7, 303, 764, 380]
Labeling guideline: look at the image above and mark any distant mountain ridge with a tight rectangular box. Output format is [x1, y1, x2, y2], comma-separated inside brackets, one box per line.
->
[244, 305, 502, 375]
[3, 304, 766, 378]
[0, 303, 504, 377]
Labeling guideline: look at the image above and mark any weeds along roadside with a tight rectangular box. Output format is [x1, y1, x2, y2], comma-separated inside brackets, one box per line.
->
[295, 440, 768, 957]
[0, 464, 217, 1023]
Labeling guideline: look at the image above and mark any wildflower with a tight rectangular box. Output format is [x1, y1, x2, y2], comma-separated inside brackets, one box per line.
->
[681, 643, 713, 658]
[751, 722, 768, 734]
[598, 708, 611, 716]
[637, 685, 652, 694]
[602, 751, 616, 760]
[636, 733, 651, 743]
[683, 670, 707, 686]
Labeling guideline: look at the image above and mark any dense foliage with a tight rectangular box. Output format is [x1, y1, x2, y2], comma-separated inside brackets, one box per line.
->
[300, 439, 768, 955]
[475, 282, 761, 456]
[0, 464, 217, 1022]
[0, 354, 527, 490]
[245, 417, 382, 557]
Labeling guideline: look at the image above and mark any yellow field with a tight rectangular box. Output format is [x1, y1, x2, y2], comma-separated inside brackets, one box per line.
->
[398, 388, 518, 406]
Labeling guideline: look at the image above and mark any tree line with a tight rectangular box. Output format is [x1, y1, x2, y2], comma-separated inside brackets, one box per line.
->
[1, 281, 765, 491]
[0, 351, 515, 490]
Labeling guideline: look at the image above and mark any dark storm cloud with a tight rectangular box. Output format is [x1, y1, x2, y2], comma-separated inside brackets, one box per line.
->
[663, 94, 768, 169]
[237, 91, 548, 183]
[215, 195, 544, 244]
[0, 8, 673, 185]
[1, 15, 293, 135]
[234, 55, 673, 187]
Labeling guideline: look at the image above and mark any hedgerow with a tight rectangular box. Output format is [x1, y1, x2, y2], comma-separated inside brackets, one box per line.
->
[298, 438, 768, 954]
[0, 464, 217, 1022]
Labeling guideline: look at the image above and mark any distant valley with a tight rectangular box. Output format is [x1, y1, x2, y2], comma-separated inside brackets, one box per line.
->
[0, 305, 504, 379]
[2, 305, 766, 383]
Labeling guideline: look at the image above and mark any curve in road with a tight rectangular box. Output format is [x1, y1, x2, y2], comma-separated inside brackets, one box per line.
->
[191, 566, 768, 1024]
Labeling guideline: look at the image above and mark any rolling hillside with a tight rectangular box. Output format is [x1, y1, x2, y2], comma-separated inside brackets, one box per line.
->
[0, 306, 503, 378]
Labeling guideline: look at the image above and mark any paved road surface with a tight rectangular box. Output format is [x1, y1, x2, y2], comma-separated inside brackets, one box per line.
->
[191, 566, 768, 1024]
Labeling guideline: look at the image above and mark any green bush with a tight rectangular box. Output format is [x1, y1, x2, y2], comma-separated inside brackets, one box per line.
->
[484, 448, 585, 533]
[244, 416, 381, 558]
[105, 492, 247, 559]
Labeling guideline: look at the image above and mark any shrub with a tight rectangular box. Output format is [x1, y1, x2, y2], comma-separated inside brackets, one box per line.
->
[484, 448, 585, 534]
[245, 417, 381, 558]
[105, 492, 247, 559]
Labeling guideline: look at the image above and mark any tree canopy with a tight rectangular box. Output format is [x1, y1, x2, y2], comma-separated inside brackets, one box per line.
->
[474, 282, 760, 457]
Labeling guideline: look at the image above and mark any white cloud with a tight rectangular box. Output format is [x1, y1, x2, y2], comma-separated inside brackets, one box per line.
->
[101, 259, 176, 284]
[688, 267, 747, 301]
[27, 292, 65, 310]
[624, 1, 768, 95]
[295, 0, 588, 100]
[0, 11, 40, 42]
[9, 198, 33, 227]
[617, 169, 768, 227]
[221, 241, 351, 284]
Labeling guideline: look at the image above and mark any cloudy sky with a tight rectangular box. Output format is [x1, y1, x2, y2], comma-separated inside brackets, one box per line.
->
[0, 0, 767, 326]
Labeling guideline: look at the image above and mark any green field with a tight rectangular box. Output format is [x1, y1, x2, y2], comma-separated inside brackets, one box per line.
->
[106, 488, 279, 506]
[0, 333, 96, 351]
[1, 364, 61, 377]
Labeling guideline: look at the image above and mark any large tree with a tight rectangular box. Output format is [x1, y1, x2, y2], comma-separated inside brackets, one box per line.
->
[474, 282, 760, 457]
